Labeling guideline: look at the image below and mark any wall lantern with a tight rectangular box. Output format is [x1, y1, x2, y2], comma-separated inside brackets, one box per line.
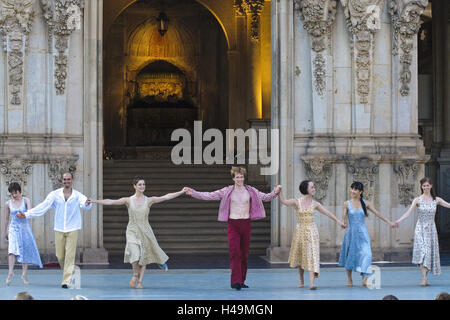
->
[157, 11, 169, 36]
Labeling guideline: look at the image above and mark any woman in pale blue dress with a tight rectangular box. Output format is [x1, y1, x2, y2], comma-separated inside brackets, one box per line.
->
[3, 182, 43, 285]
[338, 182, 396, 287]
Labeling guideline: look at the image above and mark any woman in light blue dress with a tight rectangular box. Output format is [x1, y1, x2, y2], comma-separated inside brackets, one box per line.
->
[338, 182, 396, 287]
[3, 182, 43, 285]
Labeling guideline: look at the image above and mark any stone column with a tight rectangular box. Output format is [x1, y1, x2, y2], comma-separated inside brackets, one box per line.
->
[436, 0, 450, 240]
[243, 0, 264, 122]
[266, 0, 295, 262]
[81, 0, 107, 263]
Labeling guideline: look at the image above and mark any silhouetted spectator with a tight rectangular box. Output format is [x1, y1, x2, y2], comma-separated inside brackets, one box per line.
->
[435, 292, 450, 300]
[382, 294, 399, 300]
[14, 292, 34, 300]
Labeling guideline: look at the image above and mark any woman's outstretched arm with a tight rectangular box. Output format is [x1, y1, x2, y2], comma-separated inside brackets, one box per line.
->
[90, 197, 129, 206]
[315, 202, 345, 228]
[148, 189, 186, 206]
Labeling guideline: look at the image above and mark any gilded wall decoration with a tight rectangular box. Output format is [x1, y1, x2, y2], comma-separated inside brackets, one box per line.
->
[0, 0, 35, 105]
[296, 0, 337, 96]
[389, 0, 428, 96]
[242, 0, 265, 41]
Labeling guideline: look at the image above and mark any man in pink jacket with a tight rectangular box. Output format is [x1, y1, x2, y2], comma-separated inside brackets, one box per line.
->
[185, 167, 280, 290]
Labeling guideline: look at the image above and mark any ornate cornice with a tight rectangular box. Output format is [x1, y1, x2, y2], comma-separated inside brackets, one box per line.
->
[48, 156, 78, 189]
[340, 0, 385, 105]
[0, 158, 32, 190]
[389, 0, 428, 96]
[393, 159, 419, 206]
[0, 0, 35, 105]
[347, 157, 379, 201]
[40, 0, 84, 95]
[297, 0, 337, 96]
[302, 158, 333, 201]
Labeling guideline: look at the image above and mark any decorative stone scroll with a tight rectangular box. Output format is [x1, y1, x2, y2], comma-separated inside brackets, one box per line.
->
[241, 0, 265, 42]
[340, 0, 385, 105]
[40, 0, 84, 95]
[393, 159, 419, 206]
[303, 158, 333, 201]
[347, 157, 379, 201]
[0, 158, 33, 192]
[48, 157, 78, 189]
[389, 0, 428, 96]
[296, 0, 337, 96]
[0, 0, 35, 105]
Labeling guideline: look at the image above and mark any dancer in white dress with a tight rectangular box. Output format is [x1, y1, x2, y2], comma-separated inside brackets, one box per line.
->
[395, 177, 450, 286]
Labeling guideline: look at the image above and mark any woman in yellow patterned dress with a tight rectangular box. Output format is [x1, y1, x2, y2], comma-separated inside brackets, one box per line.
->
[278, 181, 345, 290]
[90, 176, 185, 289]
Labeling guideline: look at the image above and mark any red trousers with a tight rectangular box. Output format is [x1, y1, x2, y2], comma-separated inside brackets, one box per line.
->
[227, 219, 251, 285]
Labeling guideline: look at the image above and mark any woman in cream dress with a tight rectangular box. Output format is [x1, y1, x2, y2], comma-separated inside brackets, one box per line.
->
[90, 176, 185, 289]
[278, 181, 345, 290]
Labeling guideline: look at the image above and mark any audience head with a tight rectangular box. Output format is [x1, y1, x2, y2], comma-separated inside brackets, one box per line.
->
[14, 292, 34, 300]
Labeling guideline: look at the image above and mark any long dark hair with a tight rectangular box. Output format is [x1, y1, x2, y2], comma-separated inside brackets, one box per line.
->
[419, 177, 436, 200]
[350, 181, 368, 217]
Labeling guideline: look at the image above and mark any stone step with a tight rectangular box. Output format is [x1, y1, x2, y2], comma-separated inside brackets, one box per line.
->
[102, 160, 271, 255]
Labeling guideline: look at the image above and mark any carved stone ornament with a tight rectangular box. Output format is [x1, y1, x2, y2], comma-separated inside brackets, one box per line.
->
[389, 0, 428, 96]
[234, 0, 246, 17]
[296, 0, 337, 96]
[303, 158, 332, 201]
[393, 159, 419, 206]
[340, 0, 385, 105]
[347, 157, 379, 201]
[241, 0, 265, 42]
[0, 0, 35, 105]
[48, 157, 78, 189]
[0, 158, 32, 195]
[40, 0, 84, 95]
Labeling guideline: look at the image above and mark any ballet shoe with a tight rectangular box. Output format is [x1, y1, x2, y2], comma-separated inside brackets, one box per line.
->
[419, 281, 430, 287]
[346, 282, 353, 287]
[129, 274, 138, 288]
[21, 274, 29, 285]
[297, 281, 304, 288]
[136, 281, 143, 289]
[309, 286, 317, 290]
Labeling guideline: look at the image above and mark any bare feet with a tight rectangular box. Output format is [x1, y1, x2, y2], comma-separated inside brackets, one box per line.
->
[129, 274, 138, 288]
[5, 273, 13, 286]
[21, 274, 29, 285]
[297, 280, 304, 288]
[419, 281, 430, 287]
[362, 277, 368, 287]
[136, 281, 143, 289]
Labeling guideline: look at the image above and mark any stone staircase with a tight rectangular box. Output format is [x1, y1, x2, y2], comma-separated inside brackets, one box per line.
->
[103, 160, 272, 258]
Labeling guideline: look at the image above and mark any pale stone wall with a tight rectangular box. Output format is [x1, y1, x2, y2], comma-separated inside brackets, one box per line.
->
[0, 0, 106, 263]
[268, 0, 430, 262]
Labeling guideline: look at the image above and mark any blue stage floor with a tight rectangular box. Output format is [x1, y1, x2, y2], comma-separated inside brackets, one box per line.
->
[1, 263, 449, 300]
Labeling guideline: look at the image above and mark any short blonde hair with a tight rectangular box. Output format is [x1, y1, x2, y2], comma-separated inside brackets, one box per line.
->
[14, 292, 34, 300]
[230, 166, 246, 178]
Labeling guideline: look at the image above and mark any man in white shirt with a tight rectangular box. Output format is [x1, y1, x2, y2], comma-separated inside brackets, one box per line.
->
[16, 172, 92, 288]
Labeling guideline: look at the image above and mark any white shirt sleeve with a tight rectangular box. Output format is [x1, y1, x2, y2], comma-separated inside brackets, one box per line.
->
[25, 192, 55, 218]
[78, 192, 92, 211]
